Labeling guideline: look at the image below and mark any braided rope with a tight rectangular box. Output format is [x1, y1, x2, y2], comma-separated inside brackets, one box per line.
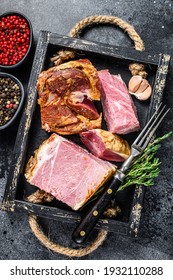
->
[69, 15, 145, 51]
[51, 15, 147, 77]
[29, 215, 108, 257]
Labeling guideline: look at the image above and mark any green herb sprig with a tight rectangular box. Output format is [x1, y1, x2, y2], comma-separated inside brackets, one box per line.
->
[118, 131, 172, 192]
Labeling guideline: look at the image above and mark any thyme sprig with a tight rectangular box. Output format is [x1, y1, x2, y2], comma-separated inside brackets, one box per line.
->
[118, 131, 172, 191]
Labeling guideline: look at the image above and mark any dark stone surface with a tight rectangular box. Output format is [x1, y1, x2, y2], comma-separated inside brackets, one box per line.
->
[0, 0, 173, 260]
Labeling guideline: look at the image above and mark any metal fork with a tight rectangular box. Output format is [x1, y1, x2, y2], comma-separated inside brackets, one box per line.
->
[72, 104, 170, 244]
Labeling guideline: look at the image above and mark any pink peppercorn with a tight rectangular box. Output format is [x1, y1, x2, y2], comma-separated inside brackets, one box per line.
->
[0, 14, 30, 66]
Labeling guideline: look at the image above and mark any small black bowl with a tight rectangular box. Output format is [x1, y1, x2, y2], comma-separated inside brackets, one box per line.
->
[0, 11, 33, 69]
[0, 72, 25, 130]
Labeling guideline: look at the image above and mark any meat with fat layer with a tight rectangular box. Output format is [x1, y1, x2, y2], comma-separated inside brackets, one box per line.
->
[80, 129, 130, 162]
[37, 59, 102, 135]
[98, 69, 140, 134]
[25, 133, 116, 210]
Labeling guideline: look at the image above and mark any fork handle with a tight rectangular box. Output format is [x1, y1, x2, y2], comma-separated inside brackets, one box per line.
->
[72, 176, 122, 244]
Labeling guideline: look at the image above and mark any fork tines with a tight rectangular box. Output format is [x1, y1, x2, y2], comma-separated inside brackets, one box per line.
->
[133, 104, 170, 150]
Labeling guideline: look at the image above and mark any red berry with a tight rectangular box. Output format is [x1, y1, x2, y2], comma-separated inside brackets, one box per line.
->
[0, 14, 30, 65]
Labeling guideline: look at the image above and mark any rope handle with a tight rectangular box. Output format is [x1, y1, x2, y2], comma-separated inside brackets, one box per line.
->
[28, 15, 146, 257]
[29, 215, 108, 257]
[51, 15, 148, 78]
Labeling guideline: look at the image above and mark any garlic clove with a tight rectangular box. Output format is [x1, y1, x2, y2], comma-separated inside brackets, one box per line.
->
[128, 75, 143, 93]
[128, 75, 152, 101]
[135, 79, 149, 93]
[133, 84, 152, 101]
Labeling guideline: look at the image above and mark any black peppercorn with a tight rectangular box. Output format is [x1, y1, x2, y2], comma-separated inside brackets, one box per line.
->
[0, 77, 21, 126]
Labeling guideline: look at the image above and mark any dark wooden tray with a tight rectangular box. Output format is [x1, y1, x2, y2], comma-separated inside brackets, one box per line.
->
[1, 31, 170, 238]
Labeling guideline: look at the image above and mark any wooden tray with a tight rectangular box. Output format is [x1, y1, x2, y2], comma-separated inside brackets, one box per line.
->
[1, 31, 170, 238]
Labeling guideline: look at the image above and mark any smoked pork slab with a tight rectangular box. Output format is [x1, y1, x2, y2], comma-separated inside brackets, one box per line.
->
[98, 70, 140, 134]
[37, 59, 102, 135]
[25, 133, 116, 210]
[80, 129, 130, 162]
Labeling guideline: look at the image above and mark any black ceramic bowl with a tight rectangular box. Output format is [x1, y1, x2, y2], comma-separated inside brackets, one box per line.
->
[0, 11, 33, 69]
[0, 72, 25, 130]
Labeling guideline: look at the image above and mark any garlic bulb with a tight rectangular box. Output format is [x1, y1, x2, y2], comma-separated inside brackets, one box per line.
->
[128, 75, 152, 101]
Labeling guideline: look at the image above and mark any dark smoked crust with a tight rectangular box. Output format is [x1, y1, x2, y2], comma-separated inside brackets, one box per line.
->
[25, 154, 38, 182]
[37, 59, 101, 102]
[45, 113, 102, 135]
[41, 103, 79, 127]
[37, 59, 101, 135]
[56, 59, 101, 101]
